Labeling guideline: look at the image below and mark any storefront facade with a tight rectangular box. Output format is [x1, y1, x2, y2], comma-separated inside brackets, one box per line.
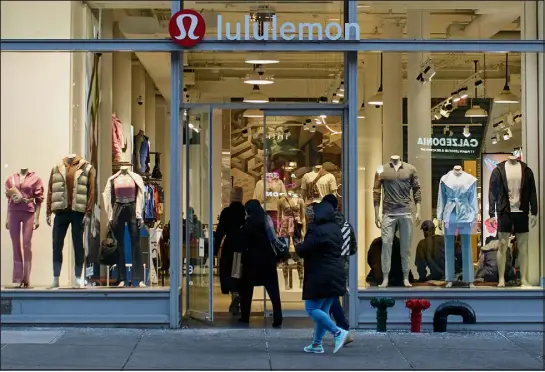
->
[1, 1, 544, 330]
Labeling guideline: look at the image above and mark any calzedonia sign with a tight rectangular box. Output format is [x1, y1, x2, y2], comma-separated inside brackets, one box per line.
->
[417, 136, 481, 159]
[169, 10, 361, 47]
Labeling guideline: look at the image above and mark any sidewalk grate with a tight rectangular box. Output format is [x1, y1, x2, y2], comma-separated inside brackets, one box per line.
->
[0, 330, 64, 344]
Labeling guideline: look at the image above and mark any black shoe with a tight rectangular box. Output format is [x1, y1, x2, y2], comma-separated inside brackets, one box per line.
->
[272, 322, 282, 329]
[238, 318, 250, 324]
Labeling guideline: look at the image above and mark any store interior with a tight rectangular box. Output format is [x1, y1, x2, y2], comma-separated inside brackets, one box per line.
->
[1, 1, 541, 318]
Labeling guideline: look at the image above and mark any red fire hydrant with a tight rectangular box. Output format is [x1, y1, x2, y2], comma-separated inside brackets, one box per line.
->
[405, 299, 431, 333]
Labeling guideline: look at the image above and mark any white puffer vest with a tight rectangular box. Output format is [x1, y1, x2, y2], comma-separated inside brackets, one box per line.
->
[50, 161, 92, 213]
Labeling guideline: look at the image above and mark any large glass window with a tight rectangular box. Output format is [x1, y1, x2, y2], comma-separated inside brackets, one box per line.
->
[1, 50, 172, 290]
[357, 51, 543, 290]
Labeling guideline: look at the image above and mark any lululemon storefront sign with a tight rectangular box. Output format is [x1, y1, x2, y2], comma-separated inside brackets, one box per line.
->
[418, 136, 481, 158]
[169, 10, 361, 46]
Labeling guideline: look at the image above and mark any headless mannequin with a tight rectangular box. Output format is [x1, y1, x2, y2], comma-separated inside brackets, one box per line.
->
[438, 165, 476, 289]
[375, 155, 421, 288]
[278, 192, 305, 290]
[5, 168, 41, 232]
[491, 156, 535, 287]
[111, 166, 145, 288]
[46, 154, 90, 228]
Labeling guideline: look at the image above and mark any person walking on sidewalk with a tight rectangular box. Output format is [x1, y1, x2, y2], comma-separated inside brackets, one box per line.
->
[238, 200, 283, 328]
[322, 194, 356, 345]
[296, 201, 350, 354]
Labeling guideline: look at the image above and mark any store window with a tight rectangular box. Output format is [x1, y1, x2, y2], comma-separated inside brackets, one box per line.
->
[357, 51, 543, 290]
[1, 50, 171, 290]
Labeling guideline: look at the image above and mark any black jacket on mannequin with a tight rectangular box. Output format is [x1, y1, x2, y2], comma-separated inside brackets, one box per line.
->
[489, 161, 538, 217]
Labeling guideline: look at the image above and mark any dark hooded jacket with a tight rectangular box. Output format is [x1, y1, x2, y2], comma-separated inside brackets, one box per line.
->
[475, 239, 517, 283]
[214, 202, 246, 294]
[296, 202, 346, 300]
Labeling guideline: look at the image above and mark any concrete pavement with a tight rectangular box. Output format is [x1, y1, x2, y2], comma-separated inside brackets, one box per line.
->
[0, 328, 543, 370]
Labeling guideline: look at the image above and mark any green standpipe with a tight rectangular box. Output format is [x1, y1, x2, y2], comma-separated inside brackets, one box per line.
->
[370, 297, 396, 332]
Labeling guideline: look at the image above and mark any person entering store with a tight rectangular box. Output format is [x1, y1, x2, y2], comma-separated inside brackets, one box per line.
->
[296, 201, 349, 354]
[322, 194, 355, 345]
[238, 200, 283, 328]
[214, 186, 246, 316]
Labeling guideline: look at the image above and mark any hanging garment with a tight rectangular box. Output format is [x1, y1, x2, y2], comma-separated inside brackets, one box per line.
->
[152, 153, 162, 179]
[143, 184, 156, 223]
[153, 186, 160, 221]
[112, 114, 124, 162]
[437, 170, 478, 224]
[133, 133, 151, 173]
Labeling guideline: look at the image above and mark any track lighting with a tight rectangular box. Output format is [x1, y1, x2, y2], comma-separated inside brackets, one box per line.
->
[433, 111, 441, 120]
[357, 103, 366, 119]
[369, 53, 384, 107]
[338, 81, 345, 92]
[310, 125, 316, 133]
[443, 126, 451, 136]
[417, 61, 436, 84]
[303, 118, 311, 131]
[491, 135, 498, 145]
[444, 99, 453, 111]
[458, 87, 469, 99]
[451, 91, 461, 103]
[503, 128, 512, 140]
[513, 113, 522, 124]
[320, 114, 327, 119]
[463, 126, 471, 138]
[492, 120, 504, 129]
[474, 79, 483, 88]
[440, 106, 450, 118]
[465, 61, 488, 118]
[332, 93, 340, 103]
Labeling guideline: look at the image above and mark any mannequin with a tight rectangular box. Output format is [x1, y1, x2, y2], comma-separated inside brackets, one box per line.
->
[301, 165, 338, 205]
[489, 156, 538, 287]
[112, 113, 125, 162]
[134, 129, 150, 173]
[437, 165, 478, 288]
[277, 192, 305, 290]
[4, 168, 45, 288]
[373, 155, 421, 288]
[103, 166, 146, 287]
[46, 154, 96, 288]
[253, 172, 286, 226]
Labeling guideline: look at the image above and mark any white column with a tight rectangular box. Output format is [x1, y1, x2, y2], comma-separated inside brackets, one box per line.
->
[112, 47, 132, 162]
[538, 0, 544, 287]
[155, 97, 167, 222]
[131, 62, 146, 134]
[145, 72, 156, 150]
[361, 52, 383, 284]
[98, 11, 113, 244]
[407, 10, 432, 275]
[163, 110, 171, 222]
[382, 19, 404, 159]
[521, 1, 541, 286]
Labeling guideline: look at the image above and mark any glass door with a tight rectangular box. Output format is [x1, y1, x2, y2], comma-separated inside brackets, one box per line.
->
[183, 106, 214, 322]
[260, 109, 344, 318]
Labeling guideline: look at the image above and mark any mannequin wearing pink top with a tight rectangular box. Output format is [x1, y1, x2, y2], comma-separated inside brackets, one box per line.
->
[4, 168, 44, 288]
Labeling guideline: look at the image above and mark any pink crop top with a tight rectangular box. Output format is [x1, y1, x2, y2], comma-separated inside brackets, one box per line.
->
[114, 176, 136, 201]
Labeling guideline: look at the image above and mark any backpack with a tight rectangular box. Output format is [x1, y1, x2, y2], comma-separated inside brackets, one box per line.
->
[341, 221, 357, 256]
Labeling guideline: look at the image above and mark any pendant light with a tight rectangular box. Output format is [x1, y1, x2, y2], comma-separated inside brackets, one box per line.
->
[494, 53, 519, 104]
[357, 103, 366, 118]
[465, 60, 488, 118]
[243, 109, 264, 118]
[368, 53, 384, 107]
[243, 85, 269, 103]
[245, 53, 279, 64]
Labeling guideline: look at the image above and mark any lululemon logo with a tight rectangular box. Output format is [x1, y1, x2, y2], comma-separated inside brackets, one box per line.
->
[169, 10, 206, 48]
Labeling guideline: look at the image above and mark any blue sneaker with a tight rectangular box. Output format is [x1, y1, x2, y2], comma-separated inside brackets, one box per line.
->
[333, 329, 349, 354]
[304, 344, 324, 354]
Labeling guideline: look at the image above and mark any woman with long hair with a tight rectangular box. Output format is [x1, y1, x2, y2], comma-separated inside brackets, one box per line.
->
[296, 201, 349, 354]
[238, 199, 283, 327]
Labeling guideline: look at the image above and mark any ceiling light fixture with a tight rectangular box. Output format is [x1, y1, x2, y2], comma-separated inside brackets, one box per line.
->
[417, 60, 436, 84]
[465, 60, 488, 118]
[320, 113, 327, 118]
[243, 85, 269, 103]
[494, 53, 519, 104]
[458, 86, 469, 99]
[310, 125, 316, 133]
[368, 53, 384, 107]
[491, 135, 498, 145]
[503, 128, 513, 140]
[332, 93, 340, 103]
[244, 53, 279, 64]
[357, 103, 366, 118]
[318, 96, 328, 104]
[463, 126, 471, 137]
[243, 109, 264, 118]
[303, 118, 311, 131]
[244, 73, 275, 85]
[338, 81, 345, 92]
[451, 90, 461, 103]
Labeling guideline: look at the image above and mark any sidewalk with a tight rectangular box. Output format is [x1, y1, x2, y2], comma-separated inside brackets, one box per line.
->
[0, 328, 543, 370]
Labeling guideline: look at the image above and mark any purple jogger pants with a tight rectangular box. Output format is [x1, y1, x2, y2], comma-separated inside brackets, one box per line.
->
[8, 210, 34, 284]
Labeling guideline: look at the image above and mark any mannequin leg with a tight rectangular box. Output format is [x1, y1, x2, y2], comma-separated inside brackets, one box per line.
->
[50, 212, 71, 288]
[444, 232, 456, 288]
[128, 203, 144, 286]
[20, 212, 35, 285]
[516, 232, 530, 286]
[70, 211, 85, 287]
[460, 234, 474, 287]
[398, 216, 413, 287]
[282, 261, 290, 290]
[496, 232, 510, 287]
[379, 215, 395, 288]
[112, 205, 128, 285]
[8, 212, 23, 284]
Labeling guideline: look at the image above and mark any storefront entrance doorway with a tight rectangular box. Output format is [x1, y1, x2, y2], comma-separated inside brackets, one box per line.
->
[182, 105, 346, 325]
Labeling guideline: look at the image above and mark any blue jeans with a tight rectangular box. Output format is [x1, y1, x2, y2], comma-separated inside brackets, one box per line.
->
[305, 298, 341, 345]
[445, 222, 473, 283]
[330, 297, 349, 330]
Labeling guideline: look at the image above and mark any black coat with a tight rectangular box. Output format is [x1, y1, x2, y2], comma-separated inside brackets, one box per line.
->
[214, 202, 246, 294]
[239, 219, 278, 287]
[296, 202, 346, 300]
[489, 160, 538, 217]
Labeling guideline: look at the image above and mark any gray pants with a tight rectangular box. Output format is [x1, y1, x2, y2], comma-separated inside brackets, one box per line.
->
[381, 214, 413, 275]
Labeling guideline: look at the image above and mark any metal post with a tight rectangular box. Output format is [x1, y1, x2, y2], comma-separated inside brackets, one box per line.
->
[169, 0, 182, 329]
[344, 0, 359, 329]
[263, 114, 268, 316]
[208, 105, 214, 320]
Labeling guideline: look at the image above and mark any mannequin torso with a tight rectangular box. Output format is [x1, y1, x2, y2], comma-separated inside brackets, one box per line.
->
[301, 165, 337, 204]
[504, 156, 522, 212]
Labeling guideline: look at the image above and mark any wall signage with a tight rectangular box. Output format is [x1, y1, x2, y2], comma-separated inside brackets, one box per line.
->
[168, 11, 360, 47]
[417, 136, 481, 158]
